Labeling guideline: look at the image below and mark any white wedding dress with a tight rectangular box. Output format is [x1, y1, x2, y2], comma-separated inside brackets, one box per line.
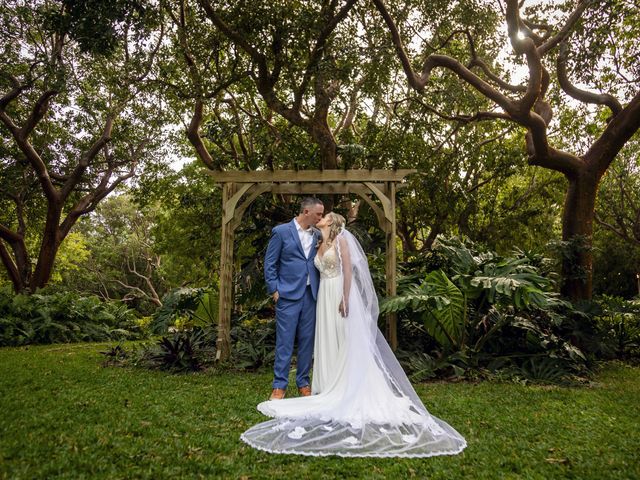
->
[241, 230, 467, 457]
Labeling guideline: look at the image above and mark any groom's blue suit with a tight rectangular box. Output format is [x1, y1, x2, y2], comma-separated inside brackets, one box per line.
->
[264, 219, 320, 390]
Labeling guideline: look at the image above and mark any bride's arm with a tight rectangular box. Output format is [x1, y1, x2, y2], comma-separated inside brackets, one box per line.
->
[338, 236, 351, 317]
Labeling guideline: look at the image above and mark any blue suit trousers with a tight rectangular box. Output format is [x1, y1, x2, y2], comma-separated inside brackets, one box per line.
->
[272, 285, 316, 389]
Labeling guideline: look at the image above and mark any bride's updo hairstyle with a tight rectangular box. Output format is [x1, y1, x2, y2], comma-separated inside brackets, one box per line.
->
[325, 212, 345, 245]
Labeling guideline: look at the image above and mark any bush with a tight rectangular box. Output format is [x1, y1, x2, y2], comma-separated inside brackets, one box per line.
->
[150, 285, 275, 368]
[594, 295, 640, 361]
[101, 325, 217, 373]
[0, 290, 145, 346]
[151, 287, 217, 334]
[231, 315, 276, 370]
[142, 327, 216, 372]
[382, 236, 598, 384]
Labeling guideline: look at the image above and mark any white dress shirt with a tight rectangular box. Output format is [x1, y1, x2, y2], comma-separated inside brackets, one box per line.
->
[294, 218, 313, 258]
[294, 218, 313, 285]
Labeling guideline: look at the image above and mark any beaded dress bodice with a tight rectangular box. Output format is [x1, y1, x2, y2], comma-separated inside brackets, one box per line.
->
[314, 245, 340, 279]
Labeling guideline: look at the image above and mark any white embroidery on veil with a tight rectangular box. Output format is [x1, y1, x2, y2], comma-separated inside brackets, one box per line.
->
[287, 427, 307, 439]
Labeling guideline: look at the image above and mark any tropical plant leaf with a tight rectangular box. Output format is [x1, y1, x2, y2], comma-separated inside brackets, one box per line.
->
[516, 357, 573, 384]
[421, 270, 466, 350]
[192, 291, 219, 326]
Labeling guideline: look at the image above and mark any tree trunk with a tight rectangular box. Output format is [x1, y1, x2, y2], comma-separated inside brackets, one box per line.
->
[308, 122, 337, 210]
[397, 220, 417, 255]
[560, 169, 600, 300]
[0, 230, 35, 293]
[30, 206, 63, 290]
[0, 240, 25, 293]
[310, 122, 338, 170]
[14, 241, 31, 291]
[424, 224, 441, 250]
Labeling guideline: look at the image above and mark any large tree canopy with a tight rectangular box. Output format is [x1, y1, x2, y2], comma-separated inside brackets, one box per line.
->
[1, 0, 638, 302]
[372, 0, 640, 299]
[0, 0, 166, 292]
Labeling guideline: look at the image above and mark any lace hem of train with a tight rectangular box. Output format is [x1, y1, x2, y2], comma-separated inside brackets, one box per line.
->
[240, 416, 467, 458]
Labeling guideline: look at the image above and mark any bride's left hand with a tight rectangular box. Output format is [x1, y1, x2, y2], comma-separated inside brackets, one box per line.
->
[339, 298, 349, 317]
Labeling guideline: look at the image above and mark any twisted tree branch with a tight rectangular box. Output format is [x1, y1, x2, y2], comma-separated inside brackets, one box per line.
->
[557, 40, 623, 116]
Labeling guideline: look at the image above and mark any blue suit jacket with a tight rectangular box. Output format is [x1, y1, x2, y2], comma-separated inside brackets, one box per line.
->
[264, 219, 320, 301]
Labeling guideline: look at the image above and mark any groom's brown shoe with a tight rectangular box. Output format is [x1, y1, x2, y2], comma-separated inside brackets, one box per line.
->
[269, 388, 286, 400]
[298, 385, 312, 397]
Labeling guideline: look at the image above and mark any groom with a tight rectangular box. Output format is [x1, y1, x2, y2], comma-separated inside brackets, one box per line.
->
[264, 197, 324, 400]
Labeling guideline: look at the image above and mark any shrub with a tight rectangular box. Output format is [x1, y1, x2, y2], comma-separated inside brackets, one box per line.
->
[0, 290, 144, 346]
[143, 284, 276, 372]
[102, 326, 217, 373]
[231, 315, 276, 370]
[381, 236, 597, 383]
[594, 295, 640, 361]
[143, 328, 215, 372]
[151, 287, 217, 333]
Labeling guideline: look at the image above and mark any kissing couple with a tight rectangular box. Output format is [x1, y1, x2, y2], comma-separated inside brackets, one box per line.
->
[241, 197, 467, 458]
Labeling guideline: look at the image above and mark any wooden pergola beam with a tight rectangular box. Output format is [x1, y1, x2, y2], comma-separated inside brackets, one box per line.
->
[218, 182, 406, 196]
[208, 169, 416, 183]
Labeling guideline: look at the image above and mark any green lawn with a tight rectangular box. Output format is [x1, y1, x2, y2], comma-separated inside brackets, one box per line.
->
[0, 343, 638, 479]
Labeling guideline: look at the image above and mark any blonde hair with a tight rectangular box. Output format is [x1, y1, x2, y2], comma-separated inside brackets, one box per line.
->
[325, 212, 345, 245]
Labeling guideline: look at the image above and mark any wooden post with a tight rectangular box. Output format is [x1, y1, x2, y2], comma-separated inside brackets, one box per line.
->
[385, 181, 398, 351]
[217, 182, 235, 361]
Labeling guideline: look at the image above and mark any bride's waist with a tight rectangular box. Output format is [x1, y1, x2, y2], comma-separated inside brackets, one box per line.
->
[320, 271, 342, 280]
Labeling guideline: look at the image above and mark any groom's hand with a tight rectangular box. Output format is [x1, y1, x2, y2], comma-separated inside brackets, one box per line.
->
[272, 291, 280, 303]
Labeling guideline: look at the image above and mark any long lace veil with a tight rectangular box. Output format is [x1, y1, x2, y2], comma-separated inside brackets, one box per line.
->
[240, 229, 467, 457]
[335, 229, 432, 414]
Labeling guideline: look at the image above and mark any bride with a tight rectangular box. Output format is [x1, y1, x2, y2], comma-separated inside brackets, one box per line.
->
[241, 212, 467, 457]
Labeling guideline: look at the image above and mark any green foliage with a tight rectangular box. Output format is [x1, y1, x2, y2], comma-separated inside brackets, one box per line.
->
[147, 280, 275, 372]
[2, 0, 637, 305]
[132, 163, 223, 289]
[99, 343, 129, 365]
[547, 235, 593, 286]
[469, 168, 565, 254]
[383, 270, 467, 349]
[107, 300, 277, 374]
[142, 328, 215, 372]
[0, 290, 144, 346]
[49, 231, 92, 284]
[397, 351, 467, 382]
[151, 287, 217, 333]
[592, 151, 640, 298]
[193, 291, 219, 326]
[595, 295, 640, 361]
[43, 0, 154, 56]
[231, 315, 276, 371]
[592, 230, 640, 298]
[104, 326, 217, 372]
[513, 357, 576, 385]
[0, 1, 168, 292]
[381, 236, 592, 383]
[62, 194, 169, 314]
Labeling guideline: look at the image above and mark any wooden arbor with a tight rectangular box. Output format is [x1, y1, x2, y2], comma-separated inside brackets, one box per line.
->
[209, 169, 416, 361]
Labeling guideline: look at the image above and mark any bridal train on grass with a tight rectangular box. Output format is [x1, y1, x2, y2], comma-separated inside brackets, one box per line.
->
[241, 227, 467, 458]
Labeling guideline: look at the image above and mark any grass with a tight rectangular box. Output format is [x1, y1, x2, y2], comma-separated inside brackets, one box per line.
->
[0, 343, 639, 479]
